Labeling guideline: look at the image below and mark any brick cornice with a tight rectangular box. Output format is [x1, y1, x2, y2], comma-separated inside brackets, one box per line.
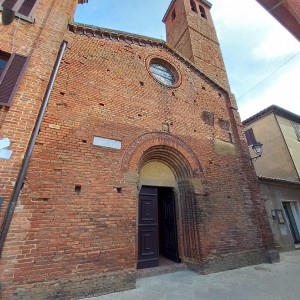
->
[68, 22, 229, 94]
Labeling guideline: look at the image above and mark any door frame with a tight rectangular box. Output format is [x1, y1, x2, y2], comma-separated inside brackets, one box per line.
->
[282, 200, 300, 245]
[137, 185, 181, 269]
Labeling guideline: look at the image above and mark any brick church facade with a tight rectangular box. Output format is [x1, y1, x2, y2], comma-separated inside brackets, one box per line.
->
[0, 0, 278, 299]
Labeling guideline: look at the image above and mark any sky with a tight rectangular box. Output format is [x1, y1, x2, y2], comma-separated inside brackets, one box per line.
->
[75, 0, 300, 121]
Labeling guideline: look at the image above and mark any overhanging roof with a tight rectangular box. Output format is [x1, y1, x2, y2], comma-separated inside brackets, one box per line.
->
[258, 176, 300, 187]
[243, 105, 300, 126]
[256, 0, 300, 41]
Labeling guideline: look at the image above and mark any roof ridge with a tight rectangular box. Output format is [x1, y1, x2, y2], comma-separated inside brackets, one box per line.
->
[243, 105, 300, 125]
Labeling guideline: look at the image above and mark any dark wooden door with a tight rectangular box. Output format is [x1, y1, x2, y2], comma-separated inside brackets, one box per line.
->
[137, 186, 159, 269]
[161, 188, 180, 263]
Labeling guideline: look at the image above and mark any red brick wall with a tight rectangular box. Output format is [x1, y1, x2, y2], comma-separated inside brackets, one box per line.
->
[0, 26, 276, 298]
[288, 0, 300, 19]
[164, 0, 230, 90]
[0, 1, 82, 298]
[0, 0, 277, 298]
[0, 0, 78, 228]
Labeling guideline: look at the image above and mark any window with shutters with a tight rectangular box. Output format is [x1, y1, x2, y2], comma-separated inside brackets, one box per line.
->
[245, 128, 256, 146]
[291, 122, 300, 141]
[0, 52, 9, 76]
[0, 0, 39, 21]
[0, 50, 30, 107]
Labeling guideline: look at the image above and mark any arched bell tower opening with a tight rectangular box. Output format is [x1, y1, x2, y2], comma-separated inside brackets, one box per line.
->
[163, 0, 230, 90]
[135, 145, 203, 269]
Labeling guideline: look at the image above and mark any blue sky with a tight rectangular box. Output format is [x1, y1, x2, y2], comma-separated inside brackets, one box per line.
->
[75, 0, 300, 120]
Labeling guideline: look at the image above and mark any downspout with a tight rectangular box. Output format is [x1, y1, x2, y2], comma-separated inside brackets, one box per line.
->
[0, 41, 68, 255]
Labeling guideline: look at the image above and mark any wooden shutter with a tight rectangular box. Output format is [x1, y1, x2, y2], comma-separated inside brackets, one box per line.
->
[1, 0, 18, 9]
[0, 54, 29, 107]
[245, 128, 256, 146]
[18, 0, 38, 17]
[1, 0, 39, 18]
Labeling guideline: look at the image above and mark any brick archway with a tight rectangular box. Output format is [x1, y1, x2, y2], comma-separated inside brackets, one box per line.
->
[121, 132, 204, 262]
[120, 132, 203, 180]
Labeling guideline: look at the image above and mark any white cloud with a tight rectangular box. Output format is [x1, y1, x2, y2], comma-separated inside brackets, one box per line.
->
[211, 0, 300, 121]
[252, 26, 300, 60]
[211, 0, 268, 29]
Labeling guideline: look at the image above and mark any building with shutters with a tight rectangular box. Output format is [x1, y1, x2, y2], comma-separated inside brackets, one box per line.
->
[243, 105, 300, 252]
[0, 0, 279, 299]
[256, 0, 300, 42]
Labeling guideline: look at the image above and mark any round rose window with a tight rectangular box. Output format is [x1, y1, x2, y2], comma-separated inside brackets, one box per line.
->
[149, 62, 177, 86]
[148, 57, 179, 87]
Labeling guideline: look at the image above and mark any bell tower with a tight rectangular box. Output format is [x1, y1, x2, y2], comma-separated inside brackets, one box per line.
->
[163, 0, 230, 90]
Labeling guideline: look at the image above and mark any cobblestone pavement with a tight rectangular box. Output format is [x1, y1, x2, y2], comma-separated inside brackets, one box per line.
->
[84, 251, 300, 300]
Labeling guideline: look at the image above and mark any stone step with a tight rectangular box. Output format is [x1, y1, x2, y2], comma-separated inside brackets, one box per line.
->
[137, 263, 187, 279]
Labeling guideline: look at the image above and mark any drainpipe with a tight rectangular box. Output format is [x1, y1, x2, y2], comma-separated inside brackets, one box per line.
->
[0, 41, 68, 255]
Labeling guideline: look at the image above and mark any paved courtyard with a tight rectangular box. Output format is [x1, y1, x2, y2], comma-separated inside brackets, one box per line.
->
[83, 251, 300, 300]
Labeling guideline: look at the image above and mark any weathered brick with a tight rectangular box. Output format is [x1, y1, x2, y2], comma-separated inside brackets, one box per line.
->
[0, 0, 278, 299]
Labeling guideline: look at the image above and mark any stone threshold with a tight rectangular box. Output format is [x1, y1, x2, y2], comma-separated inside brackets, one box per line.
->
[137, 262, 187, 279]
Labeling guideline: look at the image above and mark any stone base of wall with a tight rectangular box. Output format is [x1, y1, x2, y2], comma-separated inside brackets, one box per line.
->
[2, 270, 136, 300]
[266, 249, 280, 263]
[2, 249, 280, 299]
[187, 248, 280, 274]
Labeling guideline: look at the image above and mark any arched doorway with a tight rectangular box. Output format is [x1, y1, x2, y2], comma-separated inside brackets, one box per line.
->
[120, 133, 205, 270]
[138, 162, 180, 269]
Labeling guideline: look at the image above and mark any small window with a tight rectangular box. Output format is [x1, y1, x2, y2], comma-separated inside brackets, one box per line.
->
[199, 5, 207, 18]
[171, 9, 176, 21]
[292, 122, 300, 141]
[245, 128, 256, 146]
[148, 58, 179, 87]
[0, 52, 9, 77]
[190, 0, 197, 13]
[150, 64, 175, 86]
[203, 111, 214, 126]
[0, 0, 39, 19]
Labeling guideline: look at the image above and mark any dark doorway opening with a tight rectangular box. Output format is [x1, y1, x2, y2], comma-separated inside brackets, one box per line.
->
[137, 186, 180, 269]
[283, 202, 300, 244]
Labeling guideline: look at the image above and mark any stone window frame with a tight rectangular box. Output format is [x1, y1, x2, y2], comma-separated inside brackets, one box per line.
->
[146, 55, 182, 89]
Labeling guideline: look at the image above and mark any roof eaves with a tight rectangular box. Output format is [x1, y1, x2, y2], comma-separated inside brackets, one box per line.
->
[242, 105, 300, 125]
[258, 175, 300, 187]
